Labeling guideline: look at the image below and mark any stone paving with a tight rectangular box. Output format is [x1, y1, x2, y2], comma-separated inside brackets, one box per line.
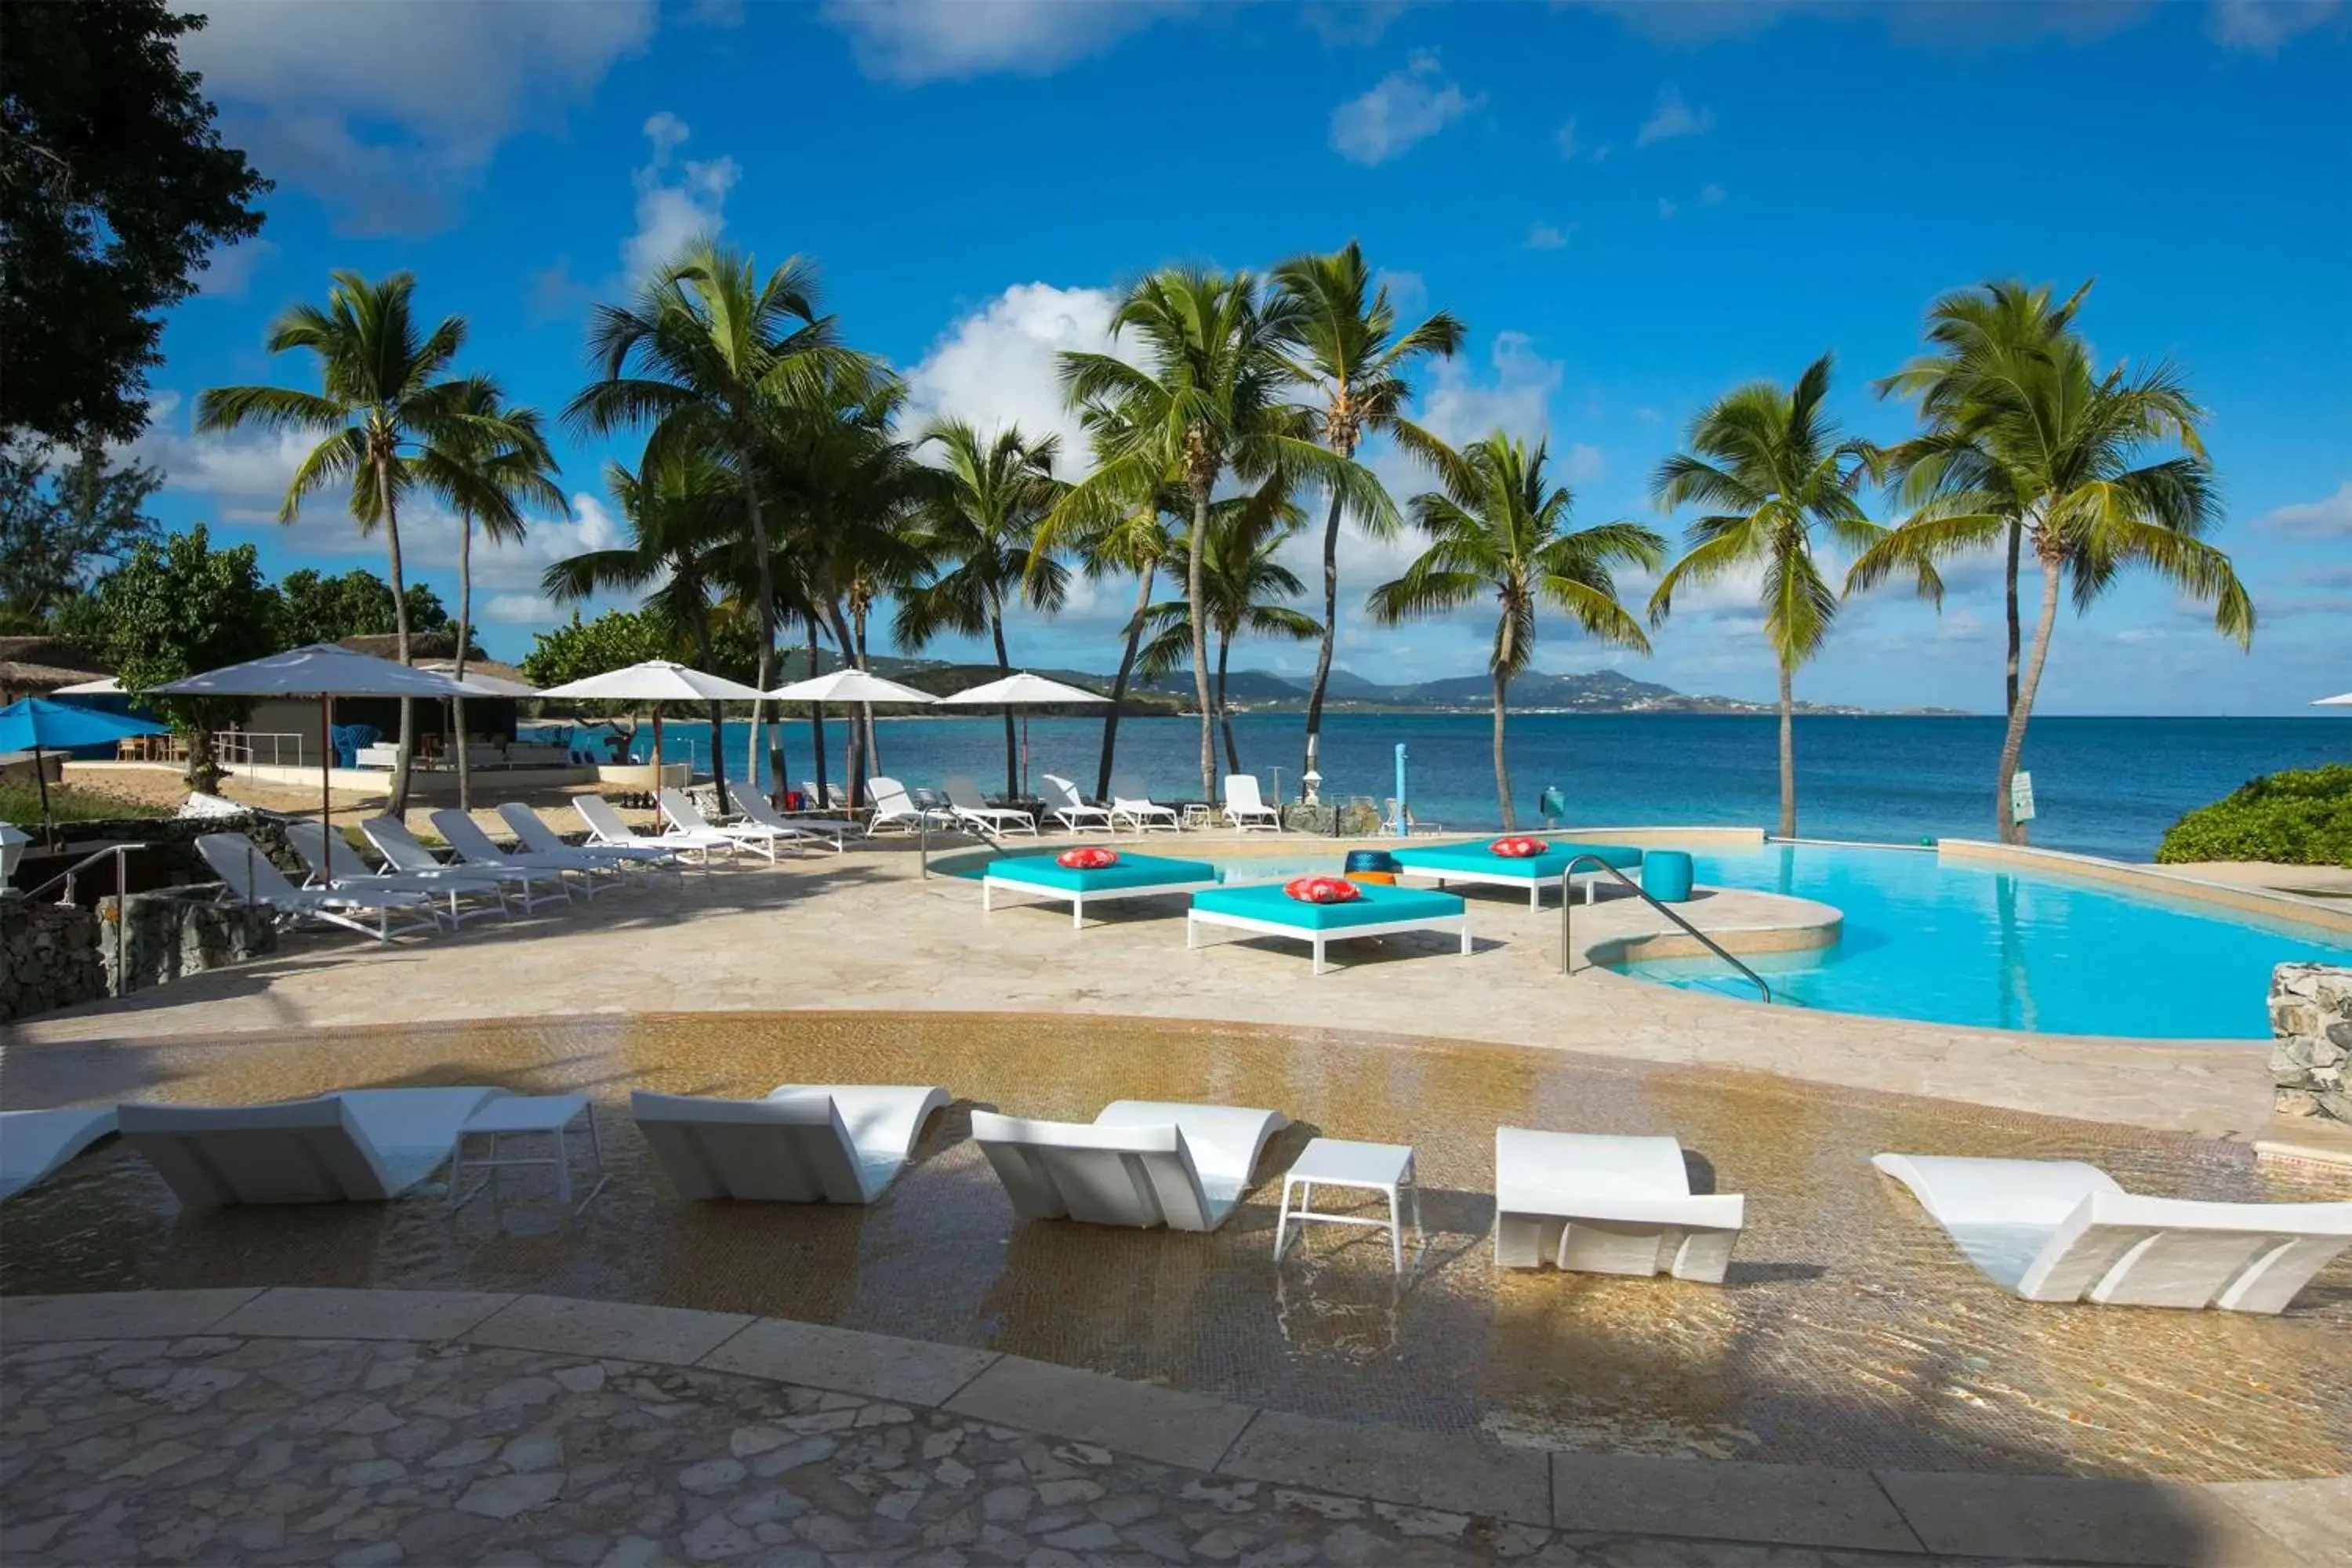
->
[0, 1329, 2130, 1567]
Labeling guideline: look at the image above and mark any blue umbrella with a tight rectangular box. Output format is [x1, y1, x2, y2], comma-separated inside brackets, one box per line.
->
[0, 698, 169, 839]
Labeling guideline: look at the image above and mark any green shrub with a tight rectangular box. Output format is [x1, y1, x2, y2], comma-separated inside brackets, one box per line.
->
[2154, 764, 2352, 866]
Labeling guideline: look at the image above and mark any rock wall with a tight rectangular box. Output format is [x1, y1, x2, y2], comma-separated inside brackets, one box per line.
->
[2270, 963, 2351, 1124]
[100, 894, 281, 996]
[49, 812, 303, 884]
[0, 899, 105, 1022]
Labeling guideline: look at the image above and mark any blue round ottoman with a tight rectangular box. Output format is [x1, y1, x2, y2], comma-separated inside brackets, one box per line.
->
[1643, 850, 1694, 903]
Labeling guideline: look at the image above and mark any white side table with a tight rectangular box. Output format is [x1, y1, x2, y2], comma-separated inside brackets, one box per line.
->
[1180, 804, 1215, 832]
[450, 1094, 606, 1214]
[1274, 1137, 1421, 1275]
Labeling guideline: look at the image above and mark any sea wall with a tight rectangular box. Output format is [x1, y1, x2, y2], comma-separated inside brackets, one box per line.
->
[0, 900, 104, 1022]
[2270, 963, 2352, 1124]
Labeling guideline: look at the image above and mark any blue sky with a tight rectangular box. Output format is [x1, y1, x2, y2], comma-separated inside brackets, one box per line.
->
[129, 0, 2350, 715]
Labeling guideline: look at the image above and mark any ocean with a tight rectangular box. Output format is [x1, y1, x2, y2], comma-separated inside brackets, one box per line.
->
[568, 710, 2350, 863]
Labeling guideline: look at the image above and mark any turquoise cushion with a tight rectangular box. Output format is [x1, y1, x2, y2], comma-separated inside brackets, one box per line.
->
[986, 852, 1218, 894]
[1391, 840, 1643, 880]
[1192, 881, 1465, 931]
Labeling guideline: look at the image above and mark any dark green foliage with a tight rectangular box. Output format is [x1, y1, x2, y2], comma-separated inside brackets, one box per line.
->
[2155, 765, 2352, 867]
[518, 608, 683, 691]
[1, 0, 269, 445]
[275, 568, 452, 646]
[0, 446, 162, 629]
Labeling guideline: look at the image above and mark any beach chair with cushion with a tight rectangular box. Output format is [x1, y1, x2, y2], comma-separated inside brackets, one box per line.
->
[418, 811, 585, 909]
[1392, 839, 1646, 910]
[283, 820, 511, 924]
[983, 850, 1221, 929]
[944, 776, 1038, 838]
[577, 793, 731, 865]
[0, 1109, 118, 1202]
[630, 1084, 949, 1203]
[1187, 881, 1471, 976]
[662, 788, 786, 863]
[1873, 1153, 2352, 1313]
[971, 1100, 1289, 1232]
[728, 782, 848, 854]
[1223, 775, 1280, 832]
[198, 833, 445, 943]
[862, 777, 942, 837]
[118, 1088, 505, 1205]
[1109, 775, 1181, 833]
[499, 802, 685, 882]
[1040, 774, 1116, 834]
[1494, 1128, 1746, 1283]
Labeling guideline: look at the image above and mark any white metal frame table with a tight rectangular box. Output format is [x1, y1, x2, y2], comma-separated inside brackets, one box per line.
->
[1273, 1137, 1422, 1275]
[449, 1094, 607, 1214]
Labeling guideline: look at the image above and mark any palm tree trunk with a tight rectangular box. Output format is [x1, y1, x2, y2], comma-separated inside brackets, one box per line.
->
[376, 453, 414, 819]
[1187, 484, 1214, 804]
[738, 449, 783, 804]
[454, 512, 473, 814]
[1998, 552, 2063, 845]
[989, 608, 1017, 799]
[852, 601, 880, 782]
[1491, 666, 1515, 832]
[805, 616, 827, 810]
[824, 599, 864, 808]
[1217, 629, 1240, 776]
[1777, 660, 1797, 840]
[1301, 479, 1343, 780]
[688, 600, 727, 810]
[1095, 564, 1155, 800]
[2003, 519, 2022, 719]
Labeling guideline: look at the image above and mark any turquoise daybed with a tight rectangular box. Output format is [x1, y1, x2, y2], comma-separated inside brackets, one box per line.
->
[1187, 882, 1470, 975]
[1388, 839, 1645, 910]
[982, 851, 1219, 930]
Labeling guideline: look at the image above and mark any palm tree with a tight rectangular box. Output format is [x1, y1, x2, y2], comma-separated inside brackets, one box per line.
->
[1269, 241, 1465, 783]
[1065, 402, 1181, 800]
[419, 374, 565, 810]
[197, 270, 471, 813]
[1848, 326, 2250, 844]
[566, 240, 877, 801]
[1134, 481, 1319, 775]
[1648, 354, 1882, 840]
[1370, 434, 1661, 828]
[895, 420, 1069, 797]
[1052, 265, 1394, 804]
[1873, 279, 2092, 724]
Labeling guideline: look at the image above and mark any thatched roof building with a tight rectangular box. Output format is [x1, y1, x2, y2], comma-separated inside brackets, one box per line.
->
[0, 637, 111, 702]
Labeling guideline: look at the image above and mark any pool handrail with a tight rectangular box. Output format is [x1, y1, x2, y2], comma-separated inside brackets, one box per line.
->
[1557, 853, 1774, 1005]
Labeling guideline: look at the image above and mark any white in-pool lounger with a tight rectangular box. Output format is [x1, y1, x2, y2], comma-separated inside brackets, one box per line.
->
[971, 1100, 1288, 1232]
[1873, 1152, 2352, 1313]
[0, 1109, 118, 1202]
[630, 1084, 949, 1203]
[1494, 1128, 1746, 1283]
[118, 1088, 505, 1205]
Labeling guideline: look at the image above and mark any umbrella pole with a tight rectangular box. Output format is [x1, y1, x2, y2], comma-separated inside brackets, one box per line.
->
[34, 742, 55, 849]
[319, 694, 333, 886]
[652, 709, 663, 806]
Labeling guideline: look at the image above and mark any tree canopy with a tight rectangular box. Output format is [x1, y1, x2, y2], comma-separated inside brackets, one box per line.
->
[0, 446, 162, 631]
[275, 567, 454, 648]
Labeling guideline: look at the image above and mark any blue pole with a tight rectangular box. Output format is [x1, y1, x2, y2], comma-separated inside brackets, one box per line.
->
[1393, 742, 1406, 833]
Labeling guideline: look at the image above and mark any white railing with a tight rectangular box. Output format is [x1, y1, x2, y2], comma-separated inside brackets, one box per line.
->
[220, 731, 307, 768]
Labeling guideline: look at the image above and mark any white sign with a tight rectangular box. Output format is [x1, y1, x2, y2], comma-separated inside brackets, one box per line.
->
[2009, 770, 2037, 824]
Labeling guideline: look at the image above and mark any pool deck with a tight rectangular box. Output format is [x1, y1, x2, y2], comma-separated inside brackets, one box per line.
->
[4, 831, 2280, 1138]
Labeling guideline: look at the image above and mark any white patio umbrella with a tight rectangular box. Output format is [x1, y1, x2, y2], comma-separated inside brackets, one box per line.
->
[535, 659, 768, 789]
[936, 672, 1109, 797]
[153, 643, 474, 884]
[51, 675, 124, 695]
[764, 668, 938, 705]
[2316, 691, 2352, 706]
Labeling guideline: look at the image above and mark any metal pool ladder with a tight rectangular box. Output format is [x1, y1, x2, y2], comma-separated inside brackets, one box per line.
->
[1556, 853, 1774, 1004]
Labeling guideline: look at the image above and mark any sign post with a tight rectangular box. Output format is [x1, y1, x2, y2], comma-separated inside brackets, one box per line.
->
[2009, 770, 2037, 826]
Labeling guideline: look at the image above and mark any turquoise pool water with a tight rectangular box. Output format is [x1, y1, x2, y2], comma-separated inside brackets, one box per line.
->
[957, 844, 2350, 1040]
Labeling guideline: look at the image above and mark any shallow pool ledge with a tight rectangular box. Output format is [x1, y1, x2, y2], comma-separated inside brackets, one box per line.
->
[1581, 889, 1842, 968]
[1939, 840, 2352, 938]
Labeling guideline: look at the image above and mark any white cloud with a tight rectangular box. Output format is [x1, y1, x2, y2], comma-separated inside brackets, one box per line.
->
[1329, 51, 1483, 165]
[1418, 332, 1563, 448]
[1555, 118, 1580, 159]
[819, 0, 1189, 82]
[1524, 221, 1574, 251]
[2209, 0, 2342, 51]
[194, 238, 278, 299]
[1560, 444, 1606, 485]
[483, 593, 560, 625]
[1301, 1, 1417, 46]
[1374, 269, 1429, 317]
[622, 113, 739, 284]
[2260, 480, 2352, 536]
[1636, 84, 1715, 147]
[1698, 183, 1729, 206]
[183, 0, 655, 234]
[897, 282, 1126, 475]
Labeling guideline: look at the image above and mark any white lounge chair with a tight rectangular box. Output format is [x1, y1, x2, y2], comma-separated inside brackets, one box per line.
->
[943, 775, 1037, 838]
[1, 822, 29, 888]
[971, 1100, 1288, 1232]
[576, 793, 731, 865]
[0, 1108, 118, 1202]
[499, 801, 685, 882]
[1873, 1153, 2352, 1313]
[119, 1088, 504, 1205]
[1040, 774, 1116, 834]
[862, 777, 945, 837]
[1222, 775, 1280, 832]
[363, 815, 568, 913]
[798, 780, 851, 812]
[1109, 775, 1180, 833]
[631, 1084, 949, 1203]
[1494, 1128, 1746, 1283]
[198, 833, 444, 943]
[728, 782, 847, 854]
[662, 788, 786, 863]
[430, 809, 607, 902]
[283, 820, 510, 924]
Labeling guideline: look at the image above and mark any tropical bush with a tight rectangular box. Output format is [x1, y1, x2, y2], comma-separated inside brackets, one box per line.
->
[2154, 764, 2352, 866]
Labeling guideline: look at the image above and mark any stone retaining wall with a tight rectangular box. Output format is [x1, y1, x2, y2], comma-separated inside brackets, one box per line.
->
[99, 892, 281, 996]
[0, 899, 104, 1021]
[2270, 962, 2352, 1123]
[48, 811, 303, 883]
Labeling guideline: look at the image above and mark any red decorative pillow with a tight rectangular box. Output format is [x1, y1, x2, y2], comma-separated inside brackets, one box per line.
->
[1057, 847, 1120, 869]
[1283, 875, 1363, 904]
[1490, 836, 1550, 858]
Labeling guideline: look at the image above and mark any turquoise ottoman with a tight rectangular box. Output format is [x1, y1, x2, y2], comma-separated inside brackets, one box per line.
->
[1643, 850, 1694, 903]
[1188, 882, 1470, 975]
[984, 852, 1220, 930]
[1391, 839, 1645, 910]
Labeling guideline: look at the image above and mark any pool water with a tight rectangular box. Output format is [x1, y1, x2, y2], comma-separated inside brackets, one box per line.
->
[1618, 846, 2350, 1040]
